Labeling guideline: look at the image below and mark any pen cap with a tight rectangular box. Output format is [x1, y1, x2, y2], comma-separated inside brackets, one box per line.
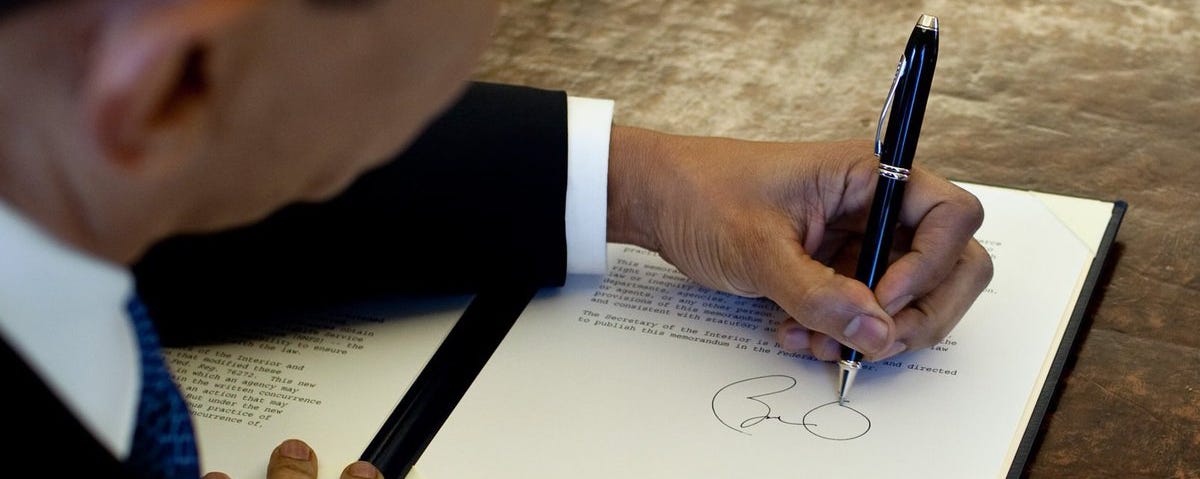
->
[877, 15, 938, 170]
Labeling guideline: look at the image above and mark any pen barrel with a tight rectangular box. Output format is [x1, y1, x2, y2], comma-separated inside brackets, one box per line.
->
[842, 176, 906, 365]
[842, 18, 937, 366]
[855, 177, 906, 289]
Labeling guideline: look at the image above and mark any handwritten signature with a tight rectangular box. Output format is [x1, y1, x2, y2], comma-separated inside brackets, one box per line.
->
[711, 375, 870, 440]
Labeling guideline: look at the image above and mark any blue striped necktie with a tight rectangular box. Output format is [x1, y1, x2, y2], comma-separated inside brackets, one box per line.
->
[126, 296, 200, 479]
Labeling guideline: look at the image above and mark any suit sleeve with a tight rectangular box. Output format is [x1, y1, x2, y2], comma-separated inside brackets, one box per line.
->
[133, 82, 568, 333]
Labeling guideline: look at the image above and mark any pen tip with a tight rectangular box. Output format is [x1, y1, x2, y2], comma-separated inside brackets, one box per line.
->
[836, 359, 860, 403]
[917, 14, 939, 32]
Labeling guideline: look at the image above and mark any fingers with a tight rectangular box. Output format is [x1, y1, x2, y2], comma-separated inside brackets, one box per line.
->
[341, 462, 384, 479]
[891, 239, 993, 351]
[873, 169, 985, 312]
[268, 439, 318, 479]
[776, 243, 991, 362]
[756, 238, 896, 357]
[808, 332, 844, 361]
[776, 320, 810, 351]
[775, 319, 899, 362]
[261, 439, 384, 479]
[769, 154, 984, 360]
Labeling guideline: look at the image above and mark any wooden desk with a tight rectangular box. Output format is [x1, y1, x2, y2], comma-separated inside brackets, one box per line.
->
[476, 1, 1200, 476]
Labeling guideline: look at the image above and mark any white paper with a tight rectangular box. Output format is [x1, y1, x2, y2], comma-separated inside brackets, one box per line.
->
[416, 183, 1112, 478]
[163, 295, 469, 478]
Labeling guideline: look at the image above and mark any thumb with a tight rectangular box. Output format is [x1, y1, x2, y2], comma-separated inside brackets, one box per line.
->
[756, 239, 895, 357]
[268, 439, 318, 479]
[341, 461, 384, 479]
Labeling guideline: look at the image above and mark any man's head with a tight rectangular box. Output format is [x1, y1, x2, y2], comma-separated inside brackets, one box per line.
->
[0, 0, 498, 262]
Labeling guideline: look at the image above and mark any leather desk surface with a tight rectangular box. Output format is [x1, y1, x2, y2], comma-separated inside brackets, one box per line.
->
[476, 2, 1200, 477]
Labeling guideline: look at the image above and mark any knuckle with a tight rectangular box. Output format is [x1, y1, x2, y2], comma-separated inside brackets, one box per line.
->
[958, 191, 986, 231]
[977, 253, 995, 286]
[964, 240, 995, 286]
[828, 141, 879, 177]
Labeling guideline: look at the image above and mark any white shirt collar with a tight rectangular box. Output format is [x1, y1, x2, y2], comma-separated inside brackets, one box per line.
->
[0, 199, 138, 458]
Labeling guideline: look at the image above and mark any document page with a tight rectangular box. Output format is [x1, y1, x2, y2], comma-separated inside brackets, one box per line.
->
[163, 295, 469, 478]
[416, 184, 1114, 478]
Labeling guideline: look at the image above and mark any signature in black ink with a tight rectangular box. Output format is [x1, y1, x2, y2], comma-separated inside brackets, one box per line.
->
[711, 375, 871, 440]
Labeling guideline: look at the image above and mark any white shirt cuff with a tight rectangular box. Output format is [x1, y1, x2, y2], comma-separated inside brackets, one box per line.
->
[565, 96, 614, 275]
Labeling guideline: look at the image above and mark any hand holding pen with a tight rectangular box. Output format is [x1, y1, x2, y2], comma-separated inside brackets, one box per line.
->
[738, 16, 991, 400]
[600, 21, 990, 406]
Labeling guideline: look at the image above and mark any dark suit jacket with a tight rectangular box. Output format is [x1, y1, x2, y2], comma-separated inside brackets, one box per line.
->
[2, 82, 571, 477]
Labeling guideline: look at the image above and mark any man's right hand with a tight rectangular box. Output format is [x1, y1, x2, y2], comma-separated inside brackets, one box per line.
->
[606, 127, 993, 361]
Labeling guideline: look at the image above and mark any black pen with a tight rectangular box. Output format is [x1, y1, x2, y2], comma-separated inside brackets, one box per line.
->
[837, 14, 939, 404]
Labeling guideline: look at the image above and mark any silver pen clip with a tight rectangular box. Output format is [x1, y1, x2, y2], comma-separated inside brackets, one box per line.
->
[874, 54, 907, 158]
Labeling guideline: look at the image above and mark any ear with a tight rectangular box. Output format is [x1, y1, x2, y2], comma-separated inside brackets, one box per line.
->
[83, 1, 256, 176]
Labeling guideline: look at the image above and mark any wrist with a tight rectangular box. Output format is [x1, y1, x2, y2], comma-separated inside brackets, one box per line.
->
[606, 125, 667, 252]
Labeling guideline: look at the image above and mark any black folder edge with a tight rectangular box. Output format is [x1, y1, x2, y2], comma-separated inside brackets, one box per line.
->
[1007, 200, 1127, 478]
[360, 284, 538, 479]
[357, 200, 1128, 479]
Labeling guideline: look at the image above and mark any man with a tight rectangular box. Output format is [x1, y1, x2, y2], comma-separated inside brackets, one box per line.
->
[0, 1, 991, 478]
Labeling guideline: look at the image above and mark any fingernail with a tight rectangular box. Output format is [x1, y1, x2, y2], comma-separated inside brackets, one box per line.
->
[279, 439, 311, 461]
[842, 314, 890, 353]
[348, 461, 379, 479]
[879, 341, 907, 359]
[782, 327, 809, 351]
[885, 295, 914, 315]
